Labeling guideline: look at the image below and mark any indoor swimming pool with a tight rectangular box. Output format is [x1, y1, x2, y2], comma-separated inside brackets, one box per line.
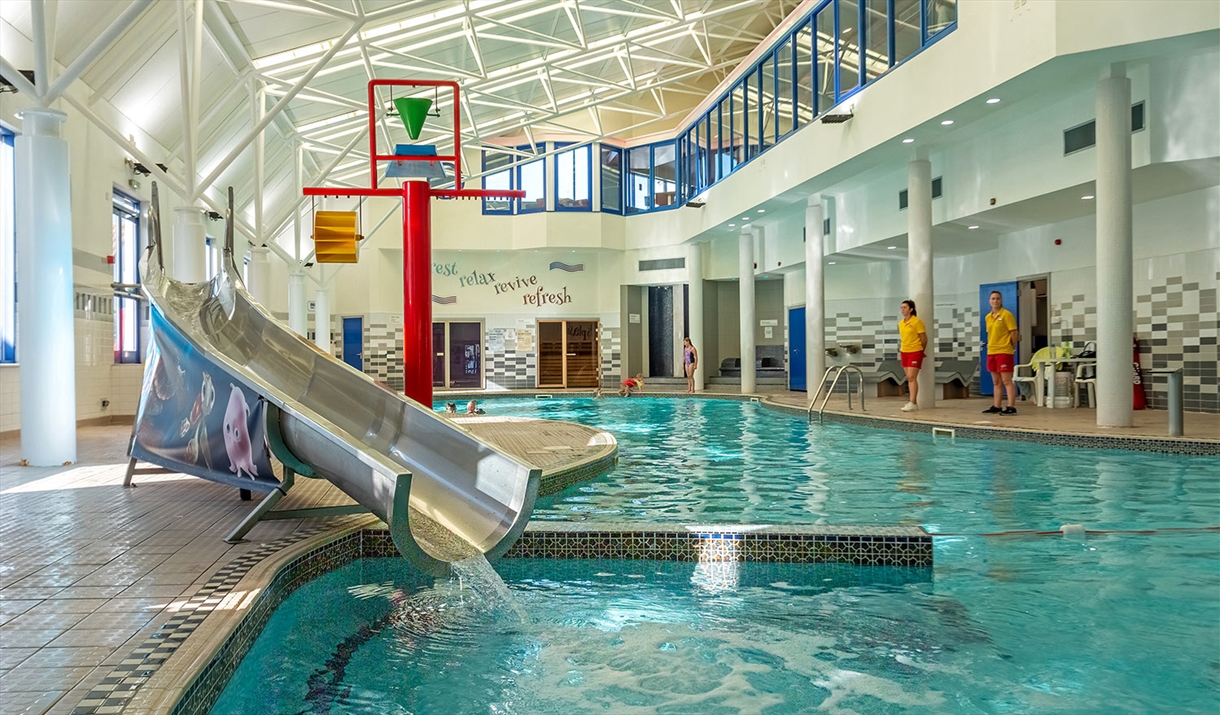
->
[207, 397, 1219, 714]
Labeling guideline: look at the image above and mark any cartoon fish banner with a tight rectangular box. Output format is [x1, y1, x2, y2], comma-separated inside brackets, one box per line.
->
[130, 307, 279, 492]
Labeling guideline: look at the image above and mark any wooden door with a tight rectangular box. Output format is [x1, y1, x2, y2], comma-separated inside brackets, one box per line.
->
[537, 321, 565, 387]
[565, 321, 600, 387]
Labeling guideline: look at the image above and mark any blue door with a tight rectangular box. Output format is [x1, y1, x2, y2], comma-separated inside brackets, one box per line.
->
[342, 317, 363, 372]
[789, 307, 806, 391]
[979, 282, 1019, 396]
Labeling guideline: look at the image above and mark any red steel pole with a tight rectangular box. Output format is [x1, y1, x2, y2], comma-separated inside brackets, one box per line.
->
[401, 179, 432, 406]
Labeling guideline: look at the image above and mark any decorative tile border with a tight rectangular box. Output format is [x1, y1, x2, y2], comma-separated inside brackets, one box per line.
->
[762, 400, 1220, 456]
[504, 523, 933, 566]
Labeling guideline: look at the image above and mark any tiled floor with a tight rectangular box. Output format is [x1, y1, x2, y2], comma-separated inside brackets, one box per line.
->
[0, 393, 1213, 714]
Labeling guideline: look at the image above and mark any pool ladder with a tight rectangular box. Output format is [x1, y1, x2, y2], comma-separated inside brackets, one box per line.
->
[807, 365, 866, 424]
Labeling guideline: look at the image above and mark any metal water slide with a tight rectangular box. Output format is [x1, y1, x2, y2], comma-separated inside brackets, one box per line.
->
[140, 187, 541, 574]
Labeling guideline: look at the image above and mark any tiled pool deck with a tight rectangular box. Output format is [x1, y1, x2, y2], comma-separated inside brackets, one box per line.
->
[0, 391, 1214, 714]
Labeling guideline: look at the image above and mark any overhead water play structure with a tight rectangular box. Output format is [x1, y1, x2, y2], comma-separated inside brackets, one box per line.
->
[127, 80, 536, 574]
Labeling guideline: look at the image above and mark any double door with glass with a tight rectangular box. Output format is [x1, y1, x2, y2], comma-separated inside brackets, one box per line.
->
[432, 321, 483, 389]
[537, 320, 600, 388]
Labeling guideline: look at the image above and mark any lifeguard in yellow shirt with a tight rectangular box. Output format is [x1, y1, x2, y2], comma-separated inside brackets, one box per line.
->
[984, 290, 1020, 415]
[898, 300, 928, 412]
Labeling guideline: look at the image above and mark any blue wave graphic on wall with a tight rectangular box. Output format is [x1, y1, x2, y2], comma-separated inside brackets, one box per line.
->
[432, 295, 457, 304]
[549, 261, 584, 273]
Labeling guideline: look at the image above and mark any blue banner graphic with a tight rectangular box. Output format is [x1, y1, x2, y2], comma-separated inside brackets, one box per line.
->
[130, 308, 279, 491]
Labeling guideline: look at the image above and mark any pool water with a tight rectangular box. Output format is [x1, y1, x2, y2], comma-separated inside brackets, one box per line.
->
[466, 397, 1217, 534]
[212, 536, 1220, 715]
[208, 398, 1220, 714]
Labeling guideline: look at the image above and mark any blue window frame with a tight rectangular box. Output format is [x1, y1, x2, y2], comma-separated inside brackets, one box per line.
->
[554, 143, 591, 211]
[0, 127, 14, 363]
[113, 190, 141, 364]
[482, 150, 514, 214]
[517, 144, 546, 214]
[599, 145, 622, 214]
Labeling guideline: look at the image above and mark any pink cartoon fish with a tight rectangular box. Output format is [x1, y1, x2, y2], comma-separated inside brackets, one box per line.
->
[223, 384, 259, 480]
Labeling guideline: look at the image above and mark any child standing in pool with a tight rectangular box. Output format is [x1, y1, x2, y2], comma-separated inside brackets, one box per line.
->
[619, 373, 644, 396]
[683, 337, 698, 394]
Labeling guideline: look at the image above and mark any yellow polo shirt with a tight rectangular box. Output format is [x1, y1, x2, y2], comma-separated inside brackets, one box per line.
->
[898, 316, 927, 353]
[986, 309, 1018, 355]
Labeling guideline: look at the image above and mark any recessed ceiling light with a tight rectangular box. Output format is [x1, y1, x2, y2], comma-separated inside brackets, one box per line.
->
[741, 216, 750, 220]
[887, 246, 898, 250]
[986, 98, 1001, 104]
[728, 223, 736, 227]
[1081, 195, 1095, 200]
[757, 209, 765, 213]
[828, 261, 836, 265]
[941, 119, 954, 126]
[968, 225, 980, 230]
[902, 138, 915, 144]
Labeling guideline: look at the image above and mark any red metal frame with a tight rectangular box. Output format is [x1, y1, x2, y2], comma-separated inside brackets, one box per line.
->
[304, 79, 523, 407]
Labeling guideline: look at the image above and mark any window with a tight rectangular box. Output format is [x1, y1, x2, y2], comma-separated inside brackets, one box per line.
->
[925, 0, 956, 39]
[0, 127, 14, 363]
[1063, 102, 1146, 155]
[839, 0, 862, 97]
[893, 0, 920, 65]
[816, 5, 835, 113]
[652, 143, 677, 209]
[482, 150, 514, 214]
[760, 52, 778, 150]
[113, 190, 141, 364]
[794, 21, 815, 126]
[205, 236, 219, 280]
[626, 146, 651, 214]
[517, 145, 546, 214]
[600, 145, 622, 214]
[776, 36, 795, 138]
[898, 176, 943, 209]
[555, 143, 591, 211]
[865, 0, 891, 81]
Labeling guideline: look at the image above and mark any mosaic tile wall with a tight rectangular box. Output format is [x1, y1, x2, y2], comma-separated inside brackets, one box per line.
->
[363, 315, 404, 391]
[600, 325, 622, 387]
[1054, 273, 1219, 413]
[485, 326, 535, 389]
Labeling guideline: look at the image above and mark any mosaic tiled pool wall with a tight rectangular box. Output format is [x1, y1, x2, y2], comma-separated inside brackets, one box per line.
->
[504, 523, 933, 566]
[162, 522, 931, 715]
[539, 452, 618, 496]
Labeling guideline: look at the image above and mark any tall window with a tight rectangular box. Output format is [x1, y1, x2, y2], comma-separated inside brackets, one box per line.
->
[0, 128, 14, 363]
[482, 150, 514, 214]
[554, 143, 591, 211]
[599, 145, 622, 214]
[113, 190, 141, 364]
[205, 236, 219, 280]
[517, 145, 546, 213]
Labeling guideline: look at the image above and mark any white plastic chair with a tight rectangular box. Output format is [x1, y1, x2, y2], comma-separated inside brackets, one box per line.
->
[1074, 361, 1097, 407]
[1012, 347, 1052, 406]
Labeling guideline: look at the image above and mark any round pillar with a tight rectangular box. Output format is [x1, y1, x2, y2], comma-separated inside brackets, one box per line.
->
[246, 246, 270, 304]
[908, 156, 935, 408]
[1095, 64, 1134, 428]
[739, 228, 757, 395]
[314, 288, 331, 353]
[288, 271, 307, 336]
[172, 206, 207, 283]
[687, 242, 705, 392]
[804, 197, 825, 396]
[401, 180, 433, 406]
[15, 108, 76, 466]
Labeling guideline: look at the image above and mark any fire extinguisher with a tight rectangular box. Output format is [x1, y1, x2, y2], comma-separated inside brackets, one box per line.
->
[1133, 337, 1147, 410]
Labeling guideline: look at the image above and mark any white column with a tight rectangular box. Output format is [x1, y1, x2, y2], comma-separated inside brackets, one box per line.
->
[1095, 63, 1134, 428]
[314, 288, 331, 353]
[687, 242, 705, 392]
[172, 206, 207, 283]
[804, 197, 825, 395]
[739, 228, 757, 394]
[288, 271, 307, 336]
[246, 246, 270, 304]
[15, 109, 76, 466]
[908, 154, 935, 408]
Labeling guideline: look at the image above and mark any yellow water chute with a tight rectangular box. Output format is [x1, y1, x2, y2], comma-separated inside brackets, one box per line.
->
[313, 210, 361, 263]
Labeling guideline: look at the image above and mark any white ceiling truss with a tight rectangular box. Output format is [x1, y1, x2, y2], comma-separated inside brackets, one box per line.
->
[1, 0, 802, 266]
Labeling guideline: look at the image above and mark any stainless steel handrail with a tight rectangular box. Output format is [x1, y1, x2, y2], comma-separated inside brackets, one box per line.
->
[808, 365, 866, 424]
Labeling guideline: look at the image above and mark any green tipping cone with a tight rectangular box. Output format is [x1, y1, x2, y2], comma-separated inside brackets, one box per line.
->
[393, 97, 432, 141]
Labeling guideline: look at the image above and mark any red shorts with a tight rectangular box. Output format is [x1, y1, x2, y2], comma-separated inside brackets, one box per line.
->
[987, 353, 1015, 373]
[621, 379, 638, 388]
[900, 351, 924, 369]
